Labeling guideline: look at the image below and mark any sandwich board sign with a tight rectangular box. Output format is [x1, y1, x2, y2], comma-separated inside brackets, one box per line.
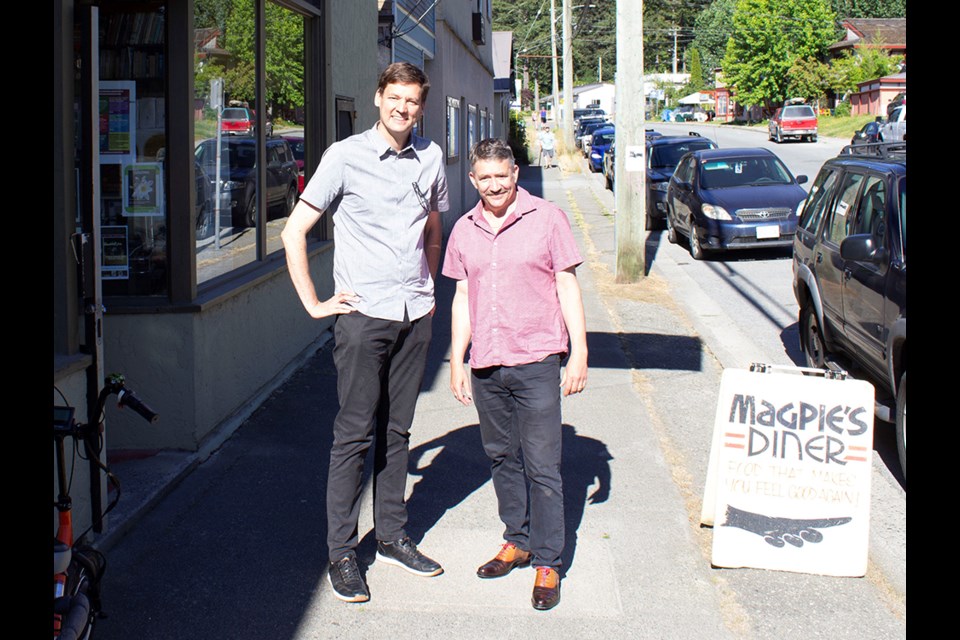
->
[701, 365, 874, 577]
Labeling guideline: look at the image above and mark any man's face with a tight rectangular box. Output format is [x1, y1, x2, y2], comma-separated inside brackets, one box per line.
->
[374, 82, 423, 141]
[469, 157, 519, 215]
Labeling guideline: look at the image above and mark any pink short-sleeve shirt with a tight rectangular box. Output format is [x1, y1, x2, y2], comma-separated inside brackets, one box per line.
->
[442, 186, 583, 369]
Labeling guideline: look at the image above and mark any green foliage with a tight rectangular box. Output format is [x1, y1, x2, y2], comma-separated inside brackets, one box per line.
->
[643, 0, 713, 73]
[692, 0, 737, 75]
[833, 100, 851, 117]
[686, 48, 705, 92]
[723, 0, 837, 110]
[829, 0, 905, 18]
[827, 45, 902, 97]
[508, 110, 530, 165]
[787, 57, 830, 103]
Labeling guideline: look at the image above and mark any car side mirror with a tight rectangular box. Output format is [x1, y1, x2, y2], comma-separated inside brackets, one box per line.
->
[796, 175, 808, 185]
[840, 234, 885, 264]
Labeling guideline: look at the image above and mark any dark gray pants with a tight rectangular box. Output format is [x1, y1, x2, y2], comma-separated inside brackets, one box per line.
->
[471, 355, 564, 568]
[327, 311, 432, 561]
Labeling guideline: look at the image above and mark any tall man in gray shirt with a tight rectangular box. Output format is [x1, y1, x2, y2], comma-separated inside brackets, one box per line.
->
[281, 62, 449, 604]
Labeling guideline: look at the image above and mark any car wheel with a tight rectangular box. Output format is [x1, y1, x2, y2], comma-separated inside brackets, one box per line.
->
[812, 134, 818, 143]
[800, 304, 828, 369]
[688, 224, 705, 260]
[666, 209, 678, 244]
[195, 204, 211, 238]
[245, 194, 257, 227]
[895, 371, 906, 481]
[285, 185, 297, 216]
[775, 128, 783, 144]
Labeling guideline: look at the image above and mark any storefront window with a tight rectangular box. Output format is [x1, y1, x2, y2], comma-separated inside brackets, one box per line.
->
[98, 4, 169, 296]
[446, 97, 460, 160]
[193, 1, 306, 284]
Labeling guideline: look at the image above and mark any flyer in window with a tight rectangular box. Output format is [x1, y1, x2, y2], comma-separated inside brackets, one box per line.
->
[123, 162, 164, 216]
[102, 225, 129, 280]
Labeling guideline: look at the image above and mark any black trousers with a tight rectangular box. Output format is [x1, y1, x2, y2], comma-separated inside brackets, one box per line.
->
[471, 355, 565, 568]
[326, 310, 432, 561]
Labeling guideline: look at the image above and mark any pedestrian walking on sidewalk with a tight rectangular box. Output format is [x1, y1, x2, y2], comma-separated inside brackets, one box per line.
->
[281, 62, 448, 604]
[442, 138, 588, 611]
[538, 126, 556, 168]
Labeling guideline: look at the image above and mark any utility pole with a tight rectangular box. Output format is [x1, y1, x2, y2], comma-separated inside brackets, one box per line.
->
[562, 0, 574, 150]
[598, 56, 602, 83]
[550, 0, 559, 122]
[672, 26, 678, 75]
[615, 0, 646, 282]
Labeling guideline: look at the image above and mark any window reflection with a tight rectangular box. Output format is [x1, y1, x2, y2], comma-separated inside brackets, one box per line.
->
[193, 1, 306, 285]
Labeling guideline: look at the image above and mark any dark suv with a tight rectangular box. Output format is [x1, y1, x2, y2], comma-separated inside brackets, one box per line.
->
[195, 136, 299, 227]
[645, 132, 717, 228]
[792, 142, 906, 479]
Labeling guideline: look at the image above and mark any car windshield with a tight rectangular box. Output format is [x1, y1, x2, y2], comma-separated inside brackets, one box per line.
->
[593, 133, 615, 145]
[699, 156, 794, 189]
[650, 140, 715, 170]
[783, 105, 815, 118]
[222, 108, 249, 120]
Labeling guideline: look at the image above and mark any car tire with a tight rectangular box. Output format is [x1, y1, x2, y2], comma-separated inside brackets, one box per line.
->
[285, 185, 297, 217]
[666, 210, 678, 244]
[605, 172, 612, 190]
[775, 128, 783, 144]
[688, 224, 705, 260]
[811, 134, 818, 143]
[244, 194, 256, 228]
[895, 371, 906, 481]
[800, 304, 828, 369]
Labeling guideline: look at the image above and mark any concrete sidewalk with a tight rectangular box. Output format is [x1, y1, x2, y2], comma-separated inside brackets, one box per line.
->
[96, 161, 905, 640]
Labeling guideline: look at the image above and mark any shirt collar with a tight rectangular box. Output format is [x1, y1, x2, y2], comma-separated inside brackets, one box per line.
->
[365, 122, 421, 160]
[467, 185, 539, 233]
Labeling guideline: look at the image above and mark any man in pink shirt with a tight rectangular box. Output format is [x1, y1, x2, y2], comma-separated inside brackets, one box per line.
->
[442, 138, 588, 611]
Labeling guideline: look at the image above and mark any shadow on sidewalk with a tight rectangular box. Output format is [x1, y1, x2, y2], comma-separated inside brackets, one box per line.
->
[398, 422, 612, 577]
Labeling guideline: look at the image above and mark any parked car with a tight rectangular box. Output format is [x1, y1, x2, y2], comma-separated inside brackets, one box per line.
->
[645, 133, 717, 228]
[221, 107, 273, 137]
[194, 136, 299, 228]
[588, 126, 615, 173]
[602, 129, 666, 192]
[878, 104, 906, 143]
[665, 147, 808, 259]
[886, 92, 905, 120]
[791, 142, 906, 479]
[282, 134, 306, 193]
[768, 101, 818, 143]
[576, 118, 611, 152]
[850, 120, 882, 146]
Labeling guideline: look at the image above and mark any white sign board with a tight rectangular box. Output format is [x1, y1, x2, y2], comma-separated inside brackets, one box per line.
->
[703, 368, 874, 577]
[624, 145, 644, 172]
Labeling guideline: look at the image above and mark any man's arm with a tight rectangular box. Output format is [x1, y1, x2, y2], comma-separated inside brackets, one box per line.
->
[280, 199, 357, 319]
[424, 209, 443, 281]
[556, 267, 588, 396]
[449, 279, 473, 405]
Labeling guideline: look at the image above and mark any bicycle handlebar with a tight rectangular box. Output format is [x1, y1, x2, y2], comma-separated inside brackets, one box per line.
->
[116, 388, 159, 424]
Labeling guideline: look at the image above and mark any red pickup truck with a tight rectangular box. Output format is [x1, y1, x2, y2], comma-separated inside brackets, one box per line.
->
[768, 104, 818, 143]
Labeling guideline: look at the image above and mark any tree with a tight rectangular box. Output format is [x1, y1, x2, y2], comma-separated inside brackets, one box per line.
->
[692, 0, 737, 75]
[787, 57, 830, 103]
[686, 48, 705, 92]
[723, 0, 837, 111]
[829, 0, 905, 18]
[827, 43, 902, 99]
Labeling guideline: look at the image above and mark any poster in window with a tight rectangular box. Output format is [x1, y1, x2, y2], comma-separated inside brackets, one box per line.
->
[99, 81, 137, 165]
[102, 225, 129, 280]
[123, 163, 164, 216]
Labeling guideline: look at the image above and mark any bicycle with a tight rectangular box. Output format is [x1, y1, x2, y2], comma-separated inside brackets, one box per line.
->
[54, 373, 158, 640]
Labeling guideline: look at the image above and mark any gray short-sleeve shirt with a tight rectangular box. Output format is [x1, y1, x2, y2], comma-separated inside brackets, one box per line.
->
[300, 124, 449, 321]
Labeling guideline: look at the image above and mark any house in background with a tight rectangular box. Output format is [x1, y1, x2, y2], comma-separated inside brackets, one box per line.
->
[828, 18, 906, 116]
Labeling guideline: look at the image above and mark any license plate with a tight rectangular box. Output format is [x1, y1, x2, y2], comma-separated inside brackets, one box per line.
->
[756, 225, 780, 239]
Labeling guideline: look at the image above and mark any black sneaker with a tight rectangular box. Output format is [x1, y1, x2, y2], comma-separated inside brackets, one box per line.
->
[376, 536, 443, 576]
[327, 554, 370, 603]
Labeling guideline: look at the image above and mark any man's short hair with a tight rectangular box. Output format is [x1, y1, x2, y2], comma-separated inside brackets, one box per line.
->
[377, 62, 430, 101]
[470, 138, 515, 168]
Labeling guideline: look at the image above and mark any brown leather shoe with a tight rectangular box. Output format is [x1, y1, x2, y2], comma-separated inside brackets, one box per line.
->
[531, 566, 560, 610]
[476, 542, 532, 579]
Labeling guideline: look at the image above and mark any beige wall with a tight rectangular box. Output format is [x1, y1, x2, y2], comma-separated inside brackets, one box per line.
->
[426, 13, 495, 229]
[327, 0, 378, 137]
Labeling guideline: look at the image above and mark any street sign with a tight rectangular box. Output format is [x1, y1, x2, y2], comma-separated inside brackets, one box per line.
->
[702, 365, 874, 577]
